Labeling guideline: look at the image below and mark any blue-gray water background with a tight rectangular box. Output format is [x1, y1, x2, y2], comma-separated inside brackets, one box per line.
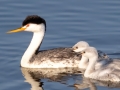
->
[0, 0, 120, 90]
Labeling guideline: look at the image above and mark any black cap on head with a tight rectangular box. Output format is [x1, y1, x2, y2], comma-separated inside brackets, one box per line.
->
[22, 15, 46, 27]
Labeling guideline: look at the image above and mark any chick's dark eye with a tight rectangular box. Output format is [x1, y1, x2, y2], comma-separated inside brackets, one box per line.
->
[83, 51, 85, 53]
[76, 47, 78, 49]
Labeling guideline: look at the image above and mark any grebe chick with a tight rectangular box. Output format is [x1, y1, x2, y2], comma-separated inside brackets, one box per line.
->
[80, 47, 120, 82]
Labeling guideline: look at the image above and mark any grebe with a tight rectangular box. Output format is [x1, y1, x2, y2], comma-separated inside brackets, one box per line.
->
[7, 15, 82, 68]
[80, 47, 120, 82]
[72, 41, 110, 69]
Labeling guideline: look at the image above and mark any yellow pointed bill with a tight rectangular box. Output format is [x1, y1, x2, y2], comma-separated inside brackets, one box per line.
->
[7, 27, 26, 33]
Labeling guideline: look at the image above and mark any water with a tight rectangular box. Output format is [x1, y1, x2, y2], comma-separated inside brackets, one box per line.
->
[0, 0, 120, 90]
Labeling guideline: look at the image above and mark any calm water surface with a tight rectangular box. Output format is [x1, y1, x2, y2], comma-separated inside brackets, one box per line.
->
[0, 0, 120, 90]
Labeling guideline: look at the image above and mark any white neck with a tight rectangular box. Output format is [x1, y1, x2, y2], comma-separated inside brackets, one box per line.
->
[21, 30, 45, 67]
[84, 56, 98, 77]
[79, 56, 88, 69]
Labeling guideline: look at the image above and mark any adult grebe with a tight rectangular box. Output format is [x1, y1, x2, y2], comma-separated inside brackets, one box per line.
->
[72, 41, 110, 69]
[7, 15, 82, 68]
[80, 47, 120, 82]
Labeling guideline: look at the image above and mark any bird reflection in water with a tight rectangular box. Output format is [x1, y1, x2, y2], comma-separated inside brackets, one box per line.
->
[74, 75, 120, 90]
[20, 67, 81, 90]
[21, 68, 120, 90]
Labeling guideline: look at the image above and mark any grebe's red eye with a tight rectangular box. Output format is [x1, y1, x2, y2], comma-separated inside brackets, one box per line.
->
[26, 24, 29, 27]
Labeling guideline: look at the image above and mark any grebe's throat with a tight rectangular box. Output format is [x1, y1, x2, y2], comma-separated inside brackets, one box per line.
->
[21, 24, 45, 67]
